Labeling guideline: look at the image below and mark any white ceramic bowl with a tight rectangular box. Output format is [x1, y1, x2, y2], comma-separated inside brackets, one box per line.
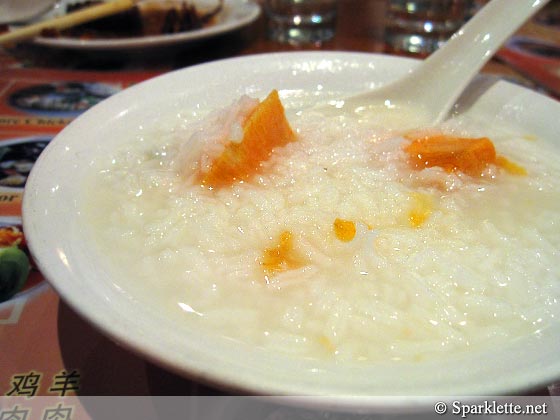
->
[22, 52, 560, 408]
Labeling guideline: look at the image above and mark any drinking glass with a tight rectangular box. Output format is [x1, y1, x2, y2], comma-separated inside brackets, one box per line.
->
[264, 0, 339, 46]
[385, 0, 475, 55]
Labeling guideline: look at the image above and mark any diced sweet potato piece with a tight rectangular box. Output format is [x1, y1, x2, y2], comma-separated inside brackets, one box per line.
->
[199, 90, 296, 188]
[318, 335, 336, 353]
[333, 218, 356, 242]
[405, 134, 496, 176]
[261, 231, 305, 276]
[408, 192, 432, 228]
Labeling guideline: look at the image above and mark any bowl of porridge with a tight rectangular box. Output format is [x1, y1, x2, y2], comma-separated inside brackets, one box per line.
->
[22, 52, 560, 405]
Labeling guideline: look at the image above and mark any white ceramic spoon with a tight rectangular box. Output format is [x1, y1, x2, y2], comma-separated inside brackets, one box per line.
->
[327, 0, 550, 125]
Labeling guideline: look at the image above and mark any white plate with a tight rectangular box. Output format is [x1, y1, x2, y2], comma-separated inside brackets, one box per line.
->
[17, 0, 260, 50]
[22, 52, 560, 408]
[0, 0, 58, 25]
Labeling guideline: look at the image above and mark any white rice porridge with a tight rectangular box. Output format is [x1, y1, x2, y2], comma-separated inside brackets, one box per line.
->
[85, 91, 560, 363]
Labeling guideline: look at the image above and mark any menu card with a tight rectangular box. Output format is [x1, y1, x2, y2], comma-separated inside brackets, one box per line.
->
[0, 66, 166, 397]
[497, 35, 560, 99]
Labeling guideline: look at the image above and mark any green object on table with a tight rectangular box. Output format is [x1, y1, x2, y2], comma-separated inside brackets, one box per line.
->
[0, 246, 30, 302]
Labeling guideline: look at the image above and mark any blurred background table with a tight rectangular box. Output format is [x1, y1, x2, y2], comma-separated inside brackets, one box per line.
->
[1, 0, 559, 398]
[1, 0, 558, 78]
[0, 0, 388, 70]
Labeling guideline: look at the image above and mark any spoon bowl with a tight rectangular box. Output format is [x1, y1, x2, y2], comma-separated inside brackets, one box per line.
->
[325, 0, 550, 125]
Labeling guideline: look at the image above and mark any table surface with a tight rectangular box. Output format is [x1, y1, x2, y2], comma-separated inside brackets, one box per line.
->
[1, 0, 560, 400]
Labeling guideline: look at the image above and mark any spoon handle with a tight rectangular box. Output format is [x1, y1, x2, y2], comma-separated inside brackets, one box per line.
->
[343, 0, 551, 124]
[421, 0, 550, 123]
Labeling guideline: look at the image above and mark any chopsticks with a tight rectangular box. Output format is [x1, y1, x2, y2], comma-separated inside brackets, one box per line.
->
[0, 0, 137, 46]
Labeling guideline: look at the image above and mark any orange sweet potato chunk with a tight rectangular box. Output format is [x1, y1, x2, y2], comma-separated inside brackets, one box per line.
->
[408, 192, 432, 228]
[261, 231, 305, 276]
[199, 90, 296, 188]
[405, 134, 496, 177]
[333, 218, 356, 242]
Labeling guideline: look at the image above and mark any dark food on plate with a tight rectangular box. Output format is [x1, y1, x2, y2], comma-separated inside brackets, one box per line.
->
[41, 0, 224, 39]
